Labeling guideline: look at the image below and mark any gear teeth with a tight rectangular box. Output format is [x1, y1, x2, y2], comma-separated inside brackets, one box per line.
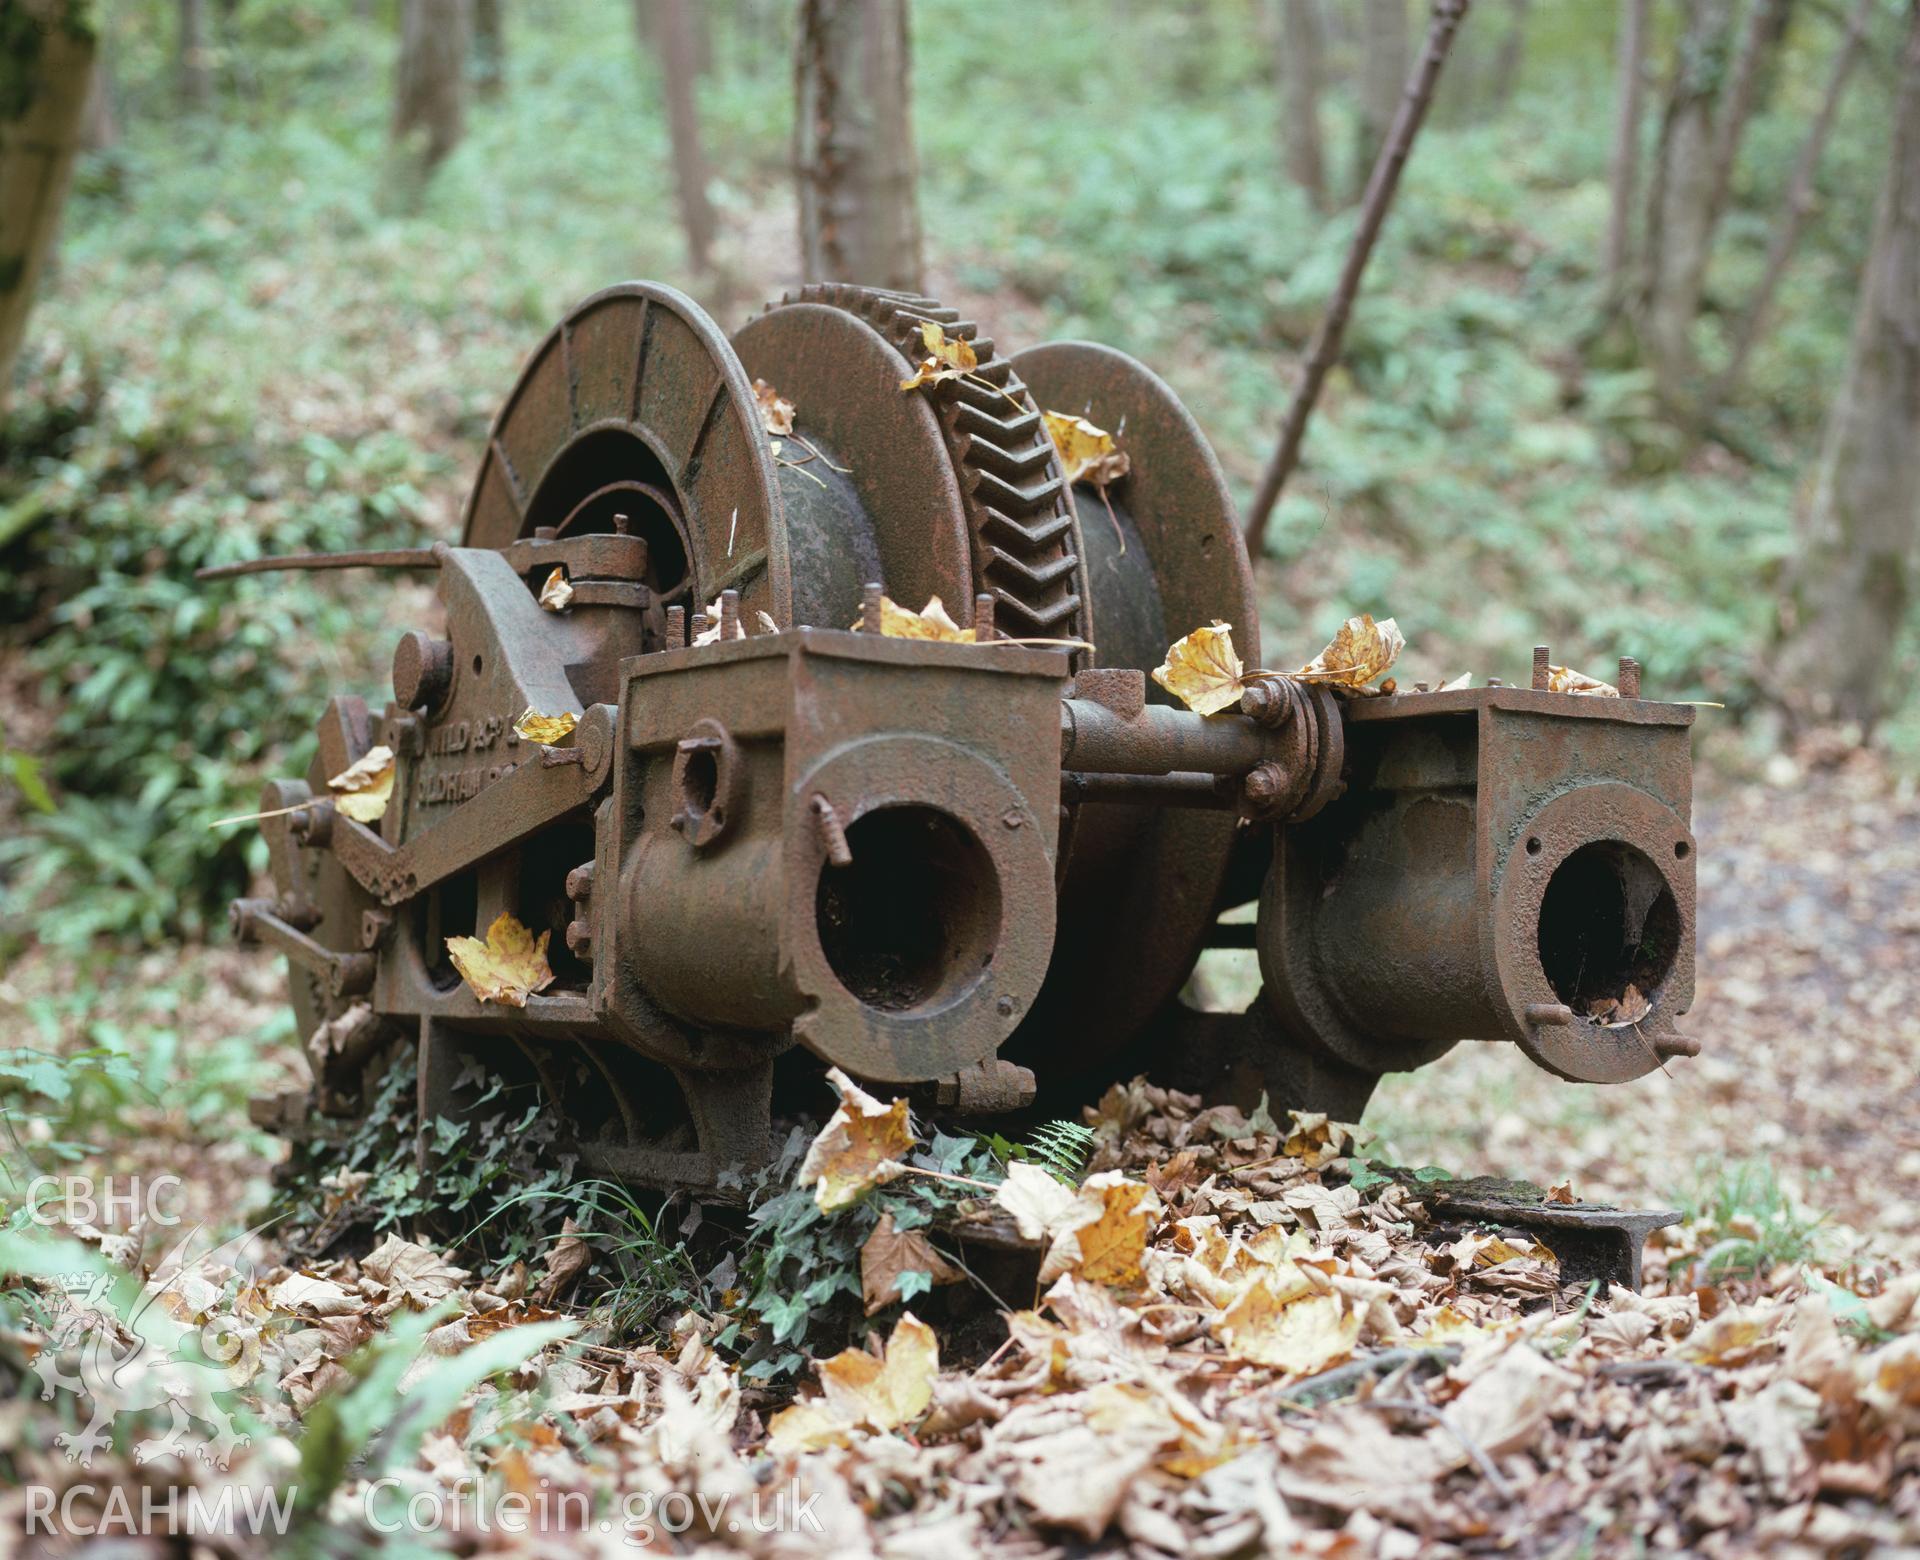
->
[770, 284, 1087, 649]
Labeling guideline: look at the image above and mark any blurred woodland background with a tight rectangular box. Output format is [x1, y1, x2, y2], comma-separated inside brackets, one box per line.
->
[0, 0, 1918, 1195]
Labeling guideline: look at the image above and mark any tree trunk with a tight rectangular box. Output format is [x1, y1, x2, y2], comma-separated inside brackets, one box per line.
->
[0, 3, 94, 403]
[1355, 0, 1408, 199]
[82, 45, 115, 150]
[1487, 0, 1527, 111]
[393, 0, 468, 182]
[1702, 0, 1790, 232]
[1710, 0, 1874, 411]
[1773, 0, 1920, 732]
[795, 0, 923, 293]
[1274, 0, 1329, 211]
[473, 0, 504, 100]
[1604, 0, 1649, 290]
[647, 0, 718, 276]
[178, 0, 211, 110]
[1640, 0, 1733, 403]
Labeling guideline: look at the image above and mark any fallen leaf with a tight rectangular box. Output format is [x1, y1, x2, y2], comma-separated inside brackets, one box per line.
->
[768, 1312, 939, 1451]
[796, 1067, 916, 1212]
[1587, 983, 1653, 1027]
[860, 1213, 961, 1315]
[1043, 410, 1131, 488]
[537, 567, 573, 612]
[362, 1235, 471, 1310]
[1217, 1284, 1361, 1373]
[1282, 1111, 1358, 1169]
[852, 593, 977, 643]
[1547, 664, 1620, 697]
[512, 708, 577, 746]
[1296, 613, 1404, 690]
[1152, 621, 1246, 716]
[267, 1273, 360, 1318]
[752, 377, 795, 436]
[755, 609, 780, 635]
[1039, 1171, 1162, 1288]
[899, 320, 978, 392]
[446, 911, 556, 1008]
[1547, 1180, 1578, 1205]
[994, 1161, 1078, 1242]
[534, 1218, 590, 1305]
[327, 745, 394, 824]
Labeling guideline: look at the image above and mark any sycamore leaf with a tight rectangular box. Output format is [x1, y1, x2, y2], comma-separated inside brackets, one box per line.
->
[1282, 1111, 1359, 1170]
[1038, 1170, 1163, 1288]
[899, 320, 979, 392]
[1217, 1284, 1361, 1373]
[1587, 983, 1653, 1027]
[512, 709, 577, 746]
[537, 567, 573, 612]
[327, 745, 394, 824]
[1548, 665, 1620, 697]
[860, 1213, 961, 1316]
[362, 1235, 472, 1310]
[1152, 621, 1246, 716]
[994, 1160, 1078, 1242]
[752, 377, 796, 436]
[1044, 410, 1131, 489]
[533, 1218, 590, 1306]
[852, 593, 977, 643]
[768, 1312, 939, 1451]
[446, 912, 555, 1008]
[797, 1067, 916, 1212]
[1296, 614, 1405, 690]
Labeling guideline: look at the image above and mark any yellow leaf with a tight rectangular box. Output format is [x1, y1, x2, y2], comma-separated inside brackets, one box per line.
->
[1038, 1170, 1162, 1289]
[537, 567, 573, 612]
[851, 593, 977, 643]
[327, 745, 394, 824]
[1417, 1305, 1488, 1344]
[1216, 1284, 1361, 1373]
[512, 708, 577, 746]
[1043, 410, 1131, 489]
[1548, 664, 1620, 697]
[796, 1067, 916, 1212]
[1152, 620, 1245, 716]
[445, 912, 555, 1008]
[1296, 613, 1405, 690]
[765, 1400, 850, 1454]
[899, 320, 979, 392]
[751, 376, 795, 436]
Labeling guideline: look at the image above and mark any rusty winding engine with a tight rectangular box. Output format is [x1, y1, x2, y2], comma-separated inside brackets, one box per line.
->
[229, 282, 1700, 1188]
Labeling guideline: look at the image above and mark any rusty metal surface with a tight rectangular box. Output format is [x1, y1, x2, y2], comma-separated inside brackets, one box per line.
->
[1420, 1184, 1681, 1292]
[238, 277, 1706, 1193]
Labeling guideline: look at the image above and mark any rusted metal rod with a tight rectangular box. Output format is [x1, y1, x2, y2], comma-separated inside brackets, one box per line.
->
[1060, 770, 1238, 808]
[195, 546, 445, 581]
[1059, 699, 1272, 778]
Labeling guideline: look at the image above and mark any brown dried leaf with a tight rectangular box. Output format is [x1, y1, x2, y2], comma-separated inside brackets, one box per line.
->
[362, 1235, 471, 1310]
[691, 595, 748, 647]
[533, 1218, 590, 1306]
[1548, 664, 1621, 697]
[1296, 613, 1405, 690]
[537, 567, 573, 612]
[327, 745, 394, 824]
[752, 377, 795, 436]
[445, 911, 556, 1008]
[796, 1067, 916, 1212]
[860, 1213, 961, 1315]
[1152, 620, 1246, 716]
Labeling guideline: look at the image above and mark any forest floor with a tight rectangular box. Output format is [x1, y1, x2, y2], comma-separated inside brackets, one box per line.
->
[4, 740, 1920, 1556]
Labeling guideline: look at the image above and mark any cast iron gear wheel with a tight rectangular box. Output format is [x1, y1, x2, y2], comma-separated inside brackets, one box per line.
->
[769, 284, 1092, 649]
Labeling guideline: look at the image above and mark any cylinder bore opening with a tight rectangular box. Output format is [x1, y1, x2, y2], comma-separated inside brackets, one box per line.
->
[1537, 840, 1681, 1016]
[815, 806, 1001, 1014]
